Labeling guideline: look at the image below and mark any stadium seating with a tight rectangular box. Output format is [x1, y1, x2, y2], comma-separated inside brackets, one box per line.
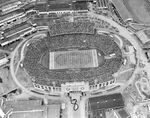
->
[73, 15, 119, 33]
[48, 22, 95, 36]
[23, 23, 122, 88]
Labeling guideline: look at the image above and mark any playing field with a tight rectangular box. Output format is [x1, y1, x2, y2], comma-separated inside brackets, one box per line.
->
[49, 49, 99, 70]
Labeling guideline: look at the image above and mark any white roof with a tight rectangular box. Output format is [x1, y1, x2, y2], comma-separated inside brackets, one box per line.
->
[0, 58, 8, 66]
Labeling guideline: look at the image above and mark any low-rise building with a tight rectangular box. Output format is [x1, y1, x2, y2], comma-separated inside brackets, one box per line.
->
[88, 93, 125, 111]
[0, 53, 9, 67]
[2, 100, 61, 118]
[96, 0, 108, 9]
[136, 31, 150, 44]
[110, 0, 133, 22]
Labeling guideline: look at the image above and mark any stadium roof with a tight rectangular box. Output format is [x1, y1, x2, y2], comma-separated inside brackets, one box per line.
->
[47, 0, 93, 3]
[47, 3, 72, 11]
[72, 1, 88, 10]
[88, 93, 124, 111]
[47, 0, 93, 10]
[47, 1, 89, 11]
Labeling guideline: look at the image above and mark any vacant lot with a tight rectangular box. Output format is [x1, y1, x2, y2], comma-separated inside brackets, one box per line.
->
[16, 67, 33, 88]
[0, 68, 18, 95]
[123, 0, 150, 24]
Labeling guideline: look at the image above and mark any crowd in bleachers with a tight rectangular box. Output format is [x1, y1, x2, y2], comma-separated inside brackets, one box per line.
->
[32, 13, 119, 35]
[23, 25, 122, 87]
[49, 22, 95, 36]
[73, 15, 119, 33]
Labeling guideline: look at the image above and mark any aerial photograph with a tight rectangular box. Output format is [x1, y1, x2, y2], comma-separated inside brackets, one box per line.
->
[0, 0, 150, 118]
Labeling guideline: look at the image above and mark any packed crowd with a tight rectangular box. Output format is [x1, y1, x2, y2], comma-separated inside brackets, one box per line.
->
[48, 22, 95, 36]
[23, 27, 122, 87]
[74, 16, 119, 33]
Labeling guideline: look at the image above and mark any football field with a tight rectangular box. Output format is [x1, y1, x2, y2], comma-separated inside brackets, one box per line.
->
[49, 49, 99, 70]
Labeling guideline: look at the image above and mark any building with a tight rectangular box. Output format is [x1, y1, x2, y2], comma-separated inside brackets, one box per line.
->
[72, 1, 89, 11]
[110, 0, 133, 22]
[136, 31, 150, 44]
[0, 1, 22, 15]
[116, 108, 131, 118]
[0, 0, 19, 7]
[88, 93, 124, 118]
[143, 41, 150, 49]
[0, 53, 9, 67]
[90, 110, 106, 118]
[2, 100, 61, 118]
[0, 57, 9, 66]
[88, 93, 125, 111]
[96, 0, 108, 9]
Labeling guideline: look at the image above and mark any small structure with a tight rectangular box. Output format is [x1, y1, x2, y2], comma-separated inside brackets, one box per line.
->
[116, 108, 131, 118]
[0, 53, 9, 67]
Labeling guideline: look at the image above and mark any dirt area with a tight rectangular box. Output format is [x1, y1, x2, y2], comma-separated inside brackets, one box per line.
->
[123, 0, 150, 24]
[0, 67, 18, 96]
[116, 69, 134, 83]
[16, 67, 33, 88]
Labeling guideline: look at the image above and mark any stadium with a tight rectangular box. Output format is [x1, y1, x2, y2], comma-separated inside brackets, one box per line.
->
[22, 21, 123, 90]
[0, 0, 146, 118]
